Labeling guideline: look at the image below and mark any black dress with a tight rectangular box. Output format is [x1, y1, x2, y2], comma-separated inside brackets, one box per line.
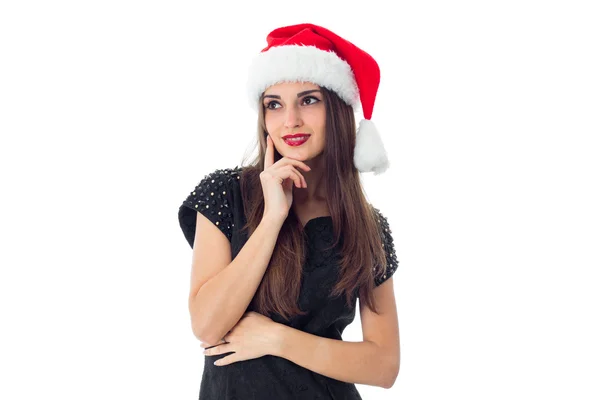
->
[178, 166, 399, 400]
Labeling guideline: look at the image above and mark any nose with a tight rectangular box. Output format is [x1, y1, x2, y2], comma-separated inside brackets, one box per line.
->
[284, 104, 302, 129]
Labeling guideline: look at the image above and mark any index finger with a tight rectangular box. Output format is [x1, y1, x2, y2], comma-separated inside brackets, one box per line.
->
[264, 134, 274, 170]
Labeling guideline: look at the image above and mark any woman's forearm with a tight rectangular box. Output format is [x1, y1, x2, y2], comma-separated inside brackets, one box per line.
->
[191, 217, 283, 345]
[272, 324, 399, 389]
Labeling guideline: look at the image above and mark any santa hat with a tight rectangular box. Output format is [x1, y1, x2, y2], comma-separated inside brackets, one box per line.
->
[246, 23, 390, 175]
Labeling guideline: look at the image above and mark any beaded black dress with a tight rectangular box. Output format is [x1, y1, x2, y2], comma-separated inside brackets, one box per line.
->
[177, 166, 399, 400]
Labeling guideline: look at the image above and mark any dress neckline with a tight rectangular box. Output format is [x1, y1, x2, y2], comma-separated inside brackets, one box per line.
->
[302, 215, 333, 230]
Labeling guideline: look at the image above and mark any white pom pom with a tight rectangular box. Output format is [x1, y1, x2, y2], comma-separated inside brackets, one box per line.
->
[353, 119, 390, 175]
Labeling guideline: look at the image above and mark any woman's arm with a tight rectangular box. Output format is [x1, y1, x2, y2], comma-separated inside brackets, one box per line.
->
[203, 278, 400, 388]
[190, 215, 284, 345]
[273, 278, 400, 389]
[273, 326, 395, 388]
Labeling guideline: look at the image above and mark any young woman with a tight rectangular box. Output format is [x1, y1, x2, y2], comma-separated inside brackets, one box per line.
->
[178, 23, 400, 399]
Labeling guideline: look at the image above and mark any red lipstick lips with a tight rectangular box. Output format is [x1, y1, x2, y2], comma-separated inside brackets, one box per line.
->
[283, 134, 310, 146]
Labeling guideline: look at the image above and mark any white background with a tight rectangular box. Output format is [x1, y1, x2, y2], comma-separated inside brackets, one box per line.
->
[1, 0, 599, 399]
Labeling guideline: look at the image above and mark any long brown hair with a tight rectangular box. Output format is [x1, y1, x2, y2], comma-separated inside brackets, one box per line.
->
[237, 86, 388, 320]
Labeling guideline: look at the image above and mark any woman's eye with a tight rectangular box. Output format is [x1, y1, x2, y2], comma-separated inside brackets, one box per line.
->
[265, 101, 281, 110]
[302, 96, 319, 105]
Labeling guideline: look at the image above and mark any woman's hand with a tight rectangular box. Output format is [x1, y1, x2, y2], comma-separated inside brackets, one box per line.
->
[260, 135, 311, 222]
[200, 311, 283, 366]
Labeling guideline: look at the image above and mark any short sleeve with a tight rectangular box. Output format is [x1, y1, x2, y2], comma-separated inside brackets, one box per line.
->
[177, 167, 241, 248]
[372, 207, 399, 287]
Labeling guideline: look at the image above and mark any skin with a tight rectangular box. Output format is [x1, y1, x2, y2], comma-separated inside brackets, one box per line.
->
[199, 81, 400, 388]
[262, 81, 328, 207]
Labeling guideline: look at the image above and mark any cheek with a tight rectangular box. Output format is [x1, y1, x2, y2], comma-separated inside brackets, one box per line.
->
[316, 133, 326, 148]
[312, 115, 326, 140]
[264, 113, 280, 133]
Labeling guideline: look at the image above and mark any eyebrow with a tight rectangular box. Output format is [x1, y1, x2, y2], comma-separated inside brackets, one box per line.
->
[262, 89, 322, 100]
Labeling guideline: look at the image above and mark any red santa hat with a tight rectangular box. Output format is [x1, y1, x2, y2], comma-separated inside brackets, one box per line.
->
[246, 23, 390, 175]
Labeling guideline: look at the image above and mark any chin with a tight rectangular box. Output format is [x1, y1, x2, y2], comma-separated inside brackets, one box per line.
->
[282, 150, 309, 161]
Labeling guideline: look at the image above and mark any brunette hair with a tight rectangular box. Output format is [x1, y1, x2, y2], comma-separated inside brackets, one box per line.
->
[238, 86, 388, 320]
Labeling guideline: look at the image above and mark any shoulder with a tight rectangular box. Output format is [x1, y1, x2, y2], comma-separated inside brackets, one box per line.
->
[370, 205, 391, 233]
[196, 166, 243, 189]
[369, 205, 394, 251]
[178, 165, 244, 246]
[184, 166, 243, 206]
[369, 205, 399, 287]
[189, 165, 243, 198]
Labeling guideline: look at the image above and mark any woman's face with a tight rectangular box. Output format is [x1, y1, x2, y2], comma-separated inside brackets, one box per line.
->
[262, 81, 326, 162]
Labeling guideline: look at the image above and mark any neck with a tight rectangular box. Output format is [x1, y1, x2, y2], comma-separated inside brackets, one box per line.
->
[292, 154, 327, 202]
